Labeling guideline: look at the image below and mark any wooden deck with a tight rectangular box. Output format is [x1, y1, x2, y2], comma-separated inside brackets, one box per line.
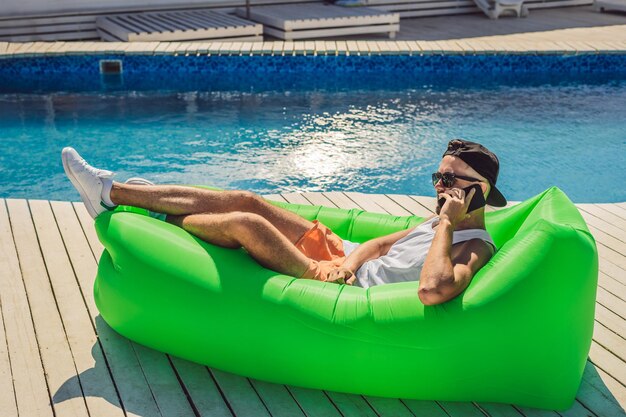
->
[0, 193, 624, 417]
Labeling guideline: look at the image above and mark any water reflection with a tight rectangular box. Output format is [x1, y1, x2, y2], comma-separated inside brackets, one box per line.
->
[0, 77, 625, 203]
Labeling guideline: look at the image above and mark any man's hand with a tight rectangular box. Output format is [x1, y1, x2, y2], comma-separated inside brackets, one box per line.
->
[438, 187, 475, 228]
[326, 267, 356, 285]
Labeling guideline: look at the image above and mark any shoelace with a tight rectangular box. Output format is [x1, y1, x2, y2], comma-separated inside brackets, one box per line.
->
[76, 157, 114, 179]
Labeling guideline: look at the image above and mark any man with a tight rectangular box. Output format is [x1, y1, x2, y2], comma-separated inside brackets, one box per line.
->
[62, 139, 505, 305]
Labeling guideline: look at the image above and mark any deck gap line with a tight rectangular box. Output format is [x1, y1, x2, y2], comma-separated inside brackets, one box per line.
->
[593, 321, 625, 356]
[129, 341, 166, 417]
[70, 201, 100, 263]
[246, 377, 274, 417]
[470, 401, 494, 417]
[321, 389, 348, 417]
[434, 400, 453, 417]
[165, 354, 202, 417]
[595, 286, 626, 319]
[49, 200, 128, 417]
[398, 398, 419, 417]
[50, 201, 101, 336]
[587, 346, 626, 390]
[0, 256, 19, 416]
[578, 204, 626, 230]
[30, 200, 94, 416]
[406, 195, 436, 214]
[205, 367, 237, 417]
[283, 386, 311, 417]
[7, 199, 56, 416]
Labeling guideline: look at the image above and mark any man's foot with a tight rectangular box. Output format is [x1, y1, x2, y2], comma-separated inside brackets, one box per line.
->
[62, 147, 116, 219]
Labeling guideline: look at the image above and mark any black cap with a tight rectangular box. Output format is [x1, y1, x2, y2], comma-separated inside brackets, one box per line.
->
[442, 139, 507, 207]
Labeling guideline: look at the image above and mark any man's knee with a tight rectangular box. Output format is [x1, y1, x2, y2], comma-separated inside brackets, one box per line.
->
[231, 190, 264, 211]
[224, 211, 268, 236]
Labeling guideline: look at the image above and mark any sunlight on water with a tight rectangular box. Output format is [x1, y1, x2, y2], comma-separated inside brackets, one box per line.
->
[1, 76, 625, 203]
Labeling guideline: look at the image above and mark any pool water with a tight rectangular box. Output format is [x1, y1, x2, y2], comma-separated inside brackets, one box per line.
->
[1, 72, 625, 203]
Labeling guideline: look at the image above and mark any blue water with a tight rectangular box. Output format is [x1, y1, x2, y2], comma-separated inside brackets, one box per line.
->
[1, 72, 625, 203]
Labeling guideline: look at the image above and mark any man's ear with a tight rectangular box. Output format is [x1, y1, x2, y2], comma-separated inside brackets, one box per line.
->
[481, 182, 490, 198]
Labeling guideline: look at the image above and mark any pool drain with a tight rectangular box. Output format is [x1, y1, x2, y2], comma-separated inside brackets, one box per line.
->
[99, 60, 122, 74]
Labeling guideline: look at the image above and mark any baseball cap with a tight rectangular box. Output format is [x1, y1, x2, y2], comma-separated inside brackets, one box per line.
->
[442, 139, 507, 207]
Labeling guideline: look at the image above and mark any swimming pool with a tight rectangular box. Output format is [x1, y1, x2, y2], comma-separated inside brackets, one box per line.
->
[1, 54, 625, 203]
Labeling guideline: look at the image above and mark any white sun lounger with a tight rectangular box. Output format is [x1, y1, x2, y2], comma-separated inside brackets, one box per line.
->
[235, 4, 399, 40]
[96, 9, 263, 42]
[473, 0, 529, 18]
[594, 0, 626, 13]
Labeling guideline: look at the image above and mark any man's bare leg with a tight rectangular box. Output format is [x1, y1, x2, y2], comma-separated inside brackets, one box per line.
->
[110, 183, 314, 245]
[167, 211, 312, 278]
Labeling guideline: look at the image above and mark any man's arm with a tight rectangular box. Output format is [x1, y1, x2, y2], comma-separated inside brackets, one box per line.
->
[418, 219, 493, 305]
[418, 187, 493, 305]
[341, 227, 412, 274]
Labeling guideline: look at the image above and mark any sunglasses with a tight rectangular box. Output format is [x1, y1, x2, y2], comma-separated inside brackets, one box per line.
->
[432, 172, 482, 188]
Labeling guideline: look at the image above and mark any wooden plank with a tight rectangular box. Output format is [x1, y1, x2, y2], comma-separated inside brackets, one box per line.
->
[475, 402, 527, 416]
[578, 204, 626, 242]
[595, 203, 626, 221]
[322, 192, 362, 210]
[578, 204, 626, 233]
[438, 401, 491, 417]
[131, 343, 196, 417]
[286, 387, 343, 417]
[589, 341, 626, 387]
[577, 362, 626, 417]
[596, 285, 625, 320]
[261, 193, 288, 202]
[366, 397, 414, 416]
[409, 195, 437, 213]
[250, 380, 306, 417]
[343, 191, 388, 213]
[594, 303, 625, 337]
[48, 200, 151, 417]
[401, 400, 450, 417]
[0, 268, 18, 417]
[280, 192, 311, 205]
[366, 194, 413, 215]
[597, 244, 626, 271]
[598, 272, 625, 303]
[169, 357, 234, 417]
[64, 203, 165, 417]
[0, 199, 54, 417]
[385, 194, 433, 217]
[593, 321, 625, 364]
[598, 257, 625, 285]
[23, 200, 123, 416]
[301, 192, 336, 208]
[211, 369, 272, 417]
[325, 392, 378, 417]
[582, 361, 626, 411]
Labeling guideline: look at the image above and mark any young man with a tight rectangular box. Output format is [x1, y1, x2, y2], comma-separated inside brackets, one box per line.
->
[62, 139, 505, 305]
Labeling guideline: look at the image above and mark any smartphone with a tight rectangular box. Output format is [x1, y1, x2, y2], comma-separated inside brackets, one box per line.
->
[464, 183, 486, 213]
[437, 183, 486, 213]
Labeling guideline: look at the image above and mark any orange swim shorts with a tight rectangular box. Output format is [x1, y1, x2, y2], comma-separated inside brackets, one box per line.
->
[294, 220, 349, 282]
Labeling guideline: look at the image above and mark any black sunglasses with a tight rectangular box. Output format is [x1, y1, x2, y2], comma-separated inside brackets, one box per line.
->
[432, 172, 482, 187]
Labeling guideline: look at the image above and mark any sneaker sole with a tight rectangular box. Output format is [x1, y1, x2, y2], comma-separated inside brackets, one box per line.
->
[62, 150, 101, 219]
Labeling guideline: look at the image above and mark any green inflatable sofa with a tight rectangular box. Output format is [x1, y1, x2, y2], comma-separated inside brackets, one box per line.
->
[93, 186, 598, 410]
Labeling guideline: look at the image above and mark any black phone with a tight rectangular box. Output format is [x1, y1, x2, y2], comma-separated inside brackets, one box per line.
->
[437, 183, 486, 213]
[464, 183, 486, 213]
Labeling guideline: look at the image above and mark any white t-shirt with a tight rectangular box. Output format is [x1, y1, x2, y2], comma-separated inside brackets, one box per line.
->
[341, 217, 495, 289]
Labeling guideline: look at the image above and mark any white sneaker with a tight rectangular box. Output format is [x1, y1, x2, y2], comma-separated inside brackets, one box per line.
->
[62, 147, 116, 219]
[125, 177, 154, 186]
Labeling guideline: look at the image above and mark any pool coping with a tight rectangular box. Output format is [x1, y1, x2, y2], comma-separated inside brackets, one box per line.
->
[1, 40, 625, 58]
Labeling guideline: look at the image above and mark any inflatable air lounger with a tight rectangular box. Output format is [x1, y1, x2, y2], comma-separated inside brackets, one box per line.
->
[94, 186, 598, 410]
